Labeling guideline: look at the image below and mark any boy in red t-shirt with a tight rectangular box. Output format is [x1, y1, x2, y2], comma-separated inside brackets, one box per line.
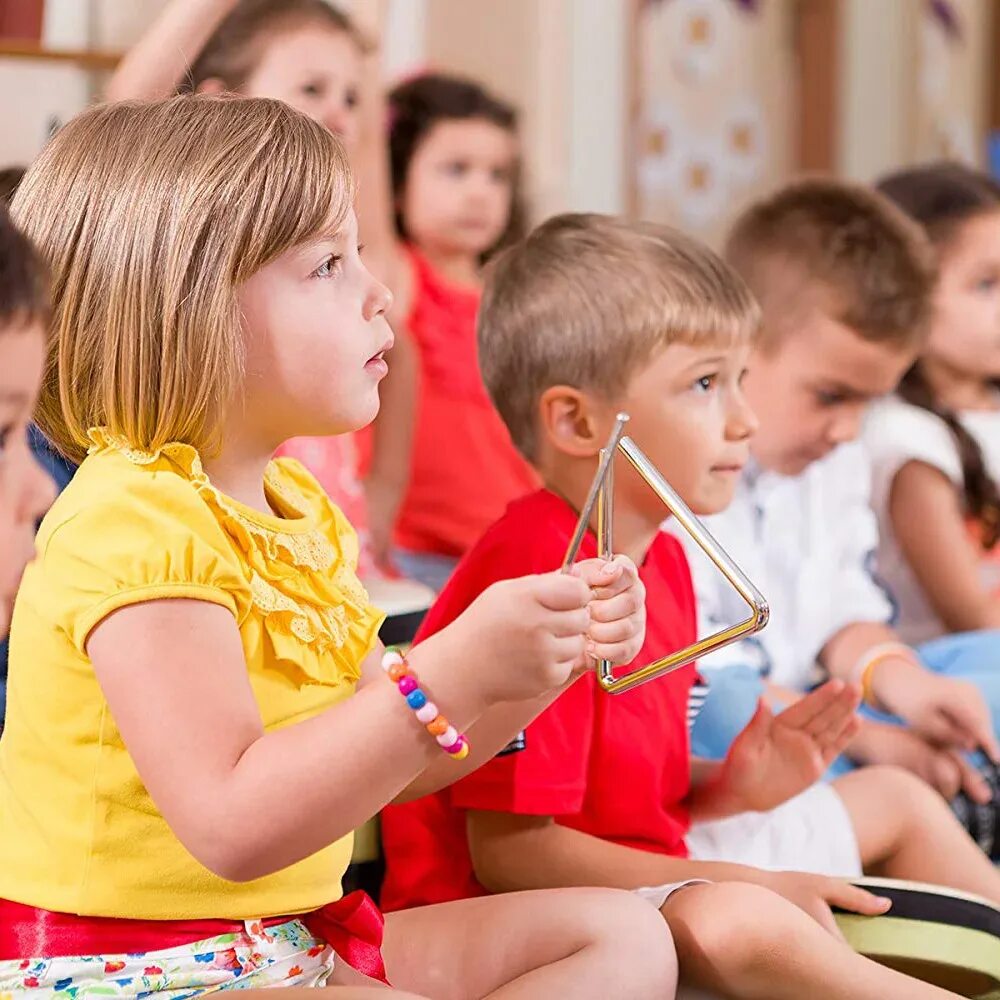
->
[382, 214, 1000, 999]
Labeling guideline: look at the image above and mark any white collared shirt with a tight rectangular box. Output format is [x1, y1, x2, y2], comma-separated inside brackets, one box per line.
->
[667, 441, 893, 689]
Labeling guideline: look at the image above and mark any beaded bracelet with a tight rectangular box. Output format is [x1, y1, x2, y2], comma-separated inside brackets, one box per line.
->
[382, 647, 470, 760]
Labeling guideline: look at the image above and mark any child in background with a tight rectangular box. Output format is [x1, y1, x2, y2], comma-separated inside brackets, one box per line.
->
[375, 74, 538, 591]
[0, 207, 57, 722]
[867, 163, 1000, 642]
[0, 169, 25, 206]
[675, 179, 1000, 810]
[107, 0, 417, 580]
[380, 213, 994, 1000]
[0, 97, 672, 999]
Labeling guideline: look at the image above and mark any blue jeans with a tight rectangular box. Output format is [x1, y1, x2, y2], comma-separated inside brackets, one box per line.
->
[391, 548, 460, 594]
[690, 631, 1000, 777]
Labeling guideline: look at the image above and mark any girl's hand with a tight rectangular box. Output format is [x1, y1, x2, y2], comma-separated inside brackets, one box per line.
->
[574, 555, 646, 667]
[444, 571, 594, 705]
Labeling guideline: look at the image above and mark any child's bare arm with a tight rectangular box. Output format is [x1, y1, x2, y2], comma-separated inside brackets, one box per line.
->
[105, 0, 238, 101]
[366, 321, 417, 565]
[351, 0, 399, 294]
[465, 810, 888, 931]
[87, 571, 595, 883]
[889, 460, 1000, 632]
[821, 620, 998, 758]
[468, 809, 753, 892]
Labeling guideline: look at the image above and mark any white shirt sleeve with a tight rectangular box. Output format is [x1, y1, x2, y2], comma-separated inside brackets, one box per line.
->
[667, 511, 774, 677]
[814, 444, 894, 647]
[864, 397, 963, 517]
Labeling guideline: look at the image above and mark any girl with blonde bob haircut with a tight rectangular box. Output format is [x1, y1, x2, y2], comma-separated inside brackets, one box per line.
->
[0, 96, 670, 999]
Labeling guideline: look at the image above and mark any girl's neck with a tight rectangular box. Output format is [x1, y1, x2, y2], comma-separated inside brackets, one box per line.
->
[202, 439, 277, 517]
[414, 243, 481, 290]
[919, 356, 1000, 412]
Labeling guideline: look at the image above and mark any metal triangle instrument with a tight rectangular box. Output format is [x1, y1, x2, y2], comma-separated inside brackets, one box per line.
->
[563, 413, 769, 695]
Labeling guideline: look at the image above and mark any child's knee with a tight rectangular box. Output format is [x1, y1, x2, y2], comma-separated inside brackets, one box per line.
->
[579, 889, 678, 989]
[846, 763, 941, 813]
[663, 882, 801, 984]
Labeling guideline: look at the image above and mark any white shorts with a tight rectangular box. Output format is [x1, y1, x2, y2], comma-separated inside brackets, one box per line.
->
[687, 782, 862, 876]
[634, 783, 861, 913]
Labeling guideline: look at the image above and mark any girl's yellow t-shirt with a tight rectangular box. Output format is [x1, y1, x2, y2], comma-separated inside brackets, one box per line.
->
[0, 429, 385, 920]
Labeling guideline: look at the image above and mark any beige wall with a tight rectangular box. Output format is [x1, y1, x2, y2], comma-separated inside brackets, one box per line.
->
[1, 1, 995, 223]
[0, 1, 166, 166]
[838, 0, 991, 181]
[631, 0, 795, 246]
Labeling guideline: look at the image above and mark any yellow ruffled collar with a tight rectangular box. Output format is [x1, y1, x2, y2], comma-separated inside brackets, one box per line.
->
[86, 428, 378, 681]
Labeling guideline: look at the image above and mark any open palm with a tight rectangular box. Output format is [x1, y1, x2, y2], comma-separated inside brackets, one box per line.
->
[721, 681, 861, 813]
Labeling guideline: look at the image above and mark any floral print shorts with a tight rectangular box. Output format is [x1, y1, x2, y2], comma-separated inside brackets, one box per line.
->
[0, 918, 335, 997]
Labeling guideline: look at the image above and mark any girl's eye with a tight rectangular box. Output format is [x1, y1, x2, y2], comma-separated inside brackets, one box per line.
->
[301, 82, 323, 97]
[694, 374, 717, 393]
[344, 87, 359, 109]
[976, 275, 999, 292]
[0, 424, 14, 456]
[444, 161, 469, 177]
[314, 255, 343, 278]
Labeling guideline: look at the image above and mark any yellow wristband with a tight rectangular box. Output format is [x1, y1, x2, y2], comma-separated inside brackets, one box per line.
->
[853, 642, 918, 710]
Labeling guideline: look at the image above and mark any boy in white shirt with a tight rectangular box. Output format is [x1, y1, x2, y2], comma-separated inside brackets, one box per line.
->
[677, 179, 1000, 816]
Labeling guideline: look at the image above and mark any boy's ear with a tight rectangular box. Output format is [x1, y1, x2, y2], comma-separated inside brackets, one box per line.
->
[195, 78, 227, 95]
[538, 385, 615, 459]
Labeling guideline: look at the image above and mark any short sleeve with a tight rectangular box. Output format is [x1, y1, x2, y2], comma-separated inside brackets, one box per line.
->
[865, 398, 963, 515]
[450, 678, 595, 815]
[820, 445, 894, 639]
[38, 466, 250, 655]
[414, 494, 596, 817]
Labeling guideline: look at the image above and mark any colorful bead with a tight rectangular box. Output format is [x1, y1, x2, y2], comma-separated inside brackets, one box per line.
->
[450, 741, 471, 761]
[435, 726, 459, 748]
[381, 650, 404, 671]
[415, 702, 438, 724]
[406, 689, 427, 710]
[387, 662, 408, 683]
[427, 716, 449, 736]
[442, 736, 466, 755]
[398, 675, 418, 696]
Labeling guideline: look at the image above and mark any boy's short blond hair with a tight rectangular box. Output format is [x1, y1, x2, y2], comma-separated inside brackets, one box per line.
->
[725, 178, 935, 352]
[12, 95, 353, 465]
[479, 213, 759, 461]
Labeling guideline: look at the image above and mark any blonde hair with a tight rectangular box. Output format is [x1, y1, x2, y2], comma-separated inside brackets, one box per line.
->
[725, 178, 935, 352]
[480, 213, 760, 460]
[12, 95, 354, 464]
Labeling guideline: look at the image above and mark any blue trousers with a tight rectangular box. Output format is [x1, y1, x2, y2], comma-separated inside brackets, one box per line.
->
[690, 631, 1000, 776]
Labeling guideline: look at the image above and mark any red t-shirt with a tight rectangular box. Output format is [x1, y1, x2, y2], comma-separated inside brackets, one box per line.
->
[392, 248, 539, 558]
[380, 489, 698, 911]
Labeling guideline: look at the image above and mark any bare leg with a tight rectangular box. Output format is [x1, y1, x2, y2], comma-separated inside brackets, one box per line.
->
[835, 765, 1000, 903]
[664, 881, 960, 1000]
[378, 887, 677, 999]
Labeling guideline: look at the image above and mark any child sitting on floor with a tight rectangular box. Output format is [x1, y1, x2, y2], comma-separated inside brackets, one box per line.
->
[380, 212, 999, 1000]
[0, 206, 58, 721]
[866, 163, 1000, 641]
[676, 179, 1000, 815]
[0, 96, 672, 999]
